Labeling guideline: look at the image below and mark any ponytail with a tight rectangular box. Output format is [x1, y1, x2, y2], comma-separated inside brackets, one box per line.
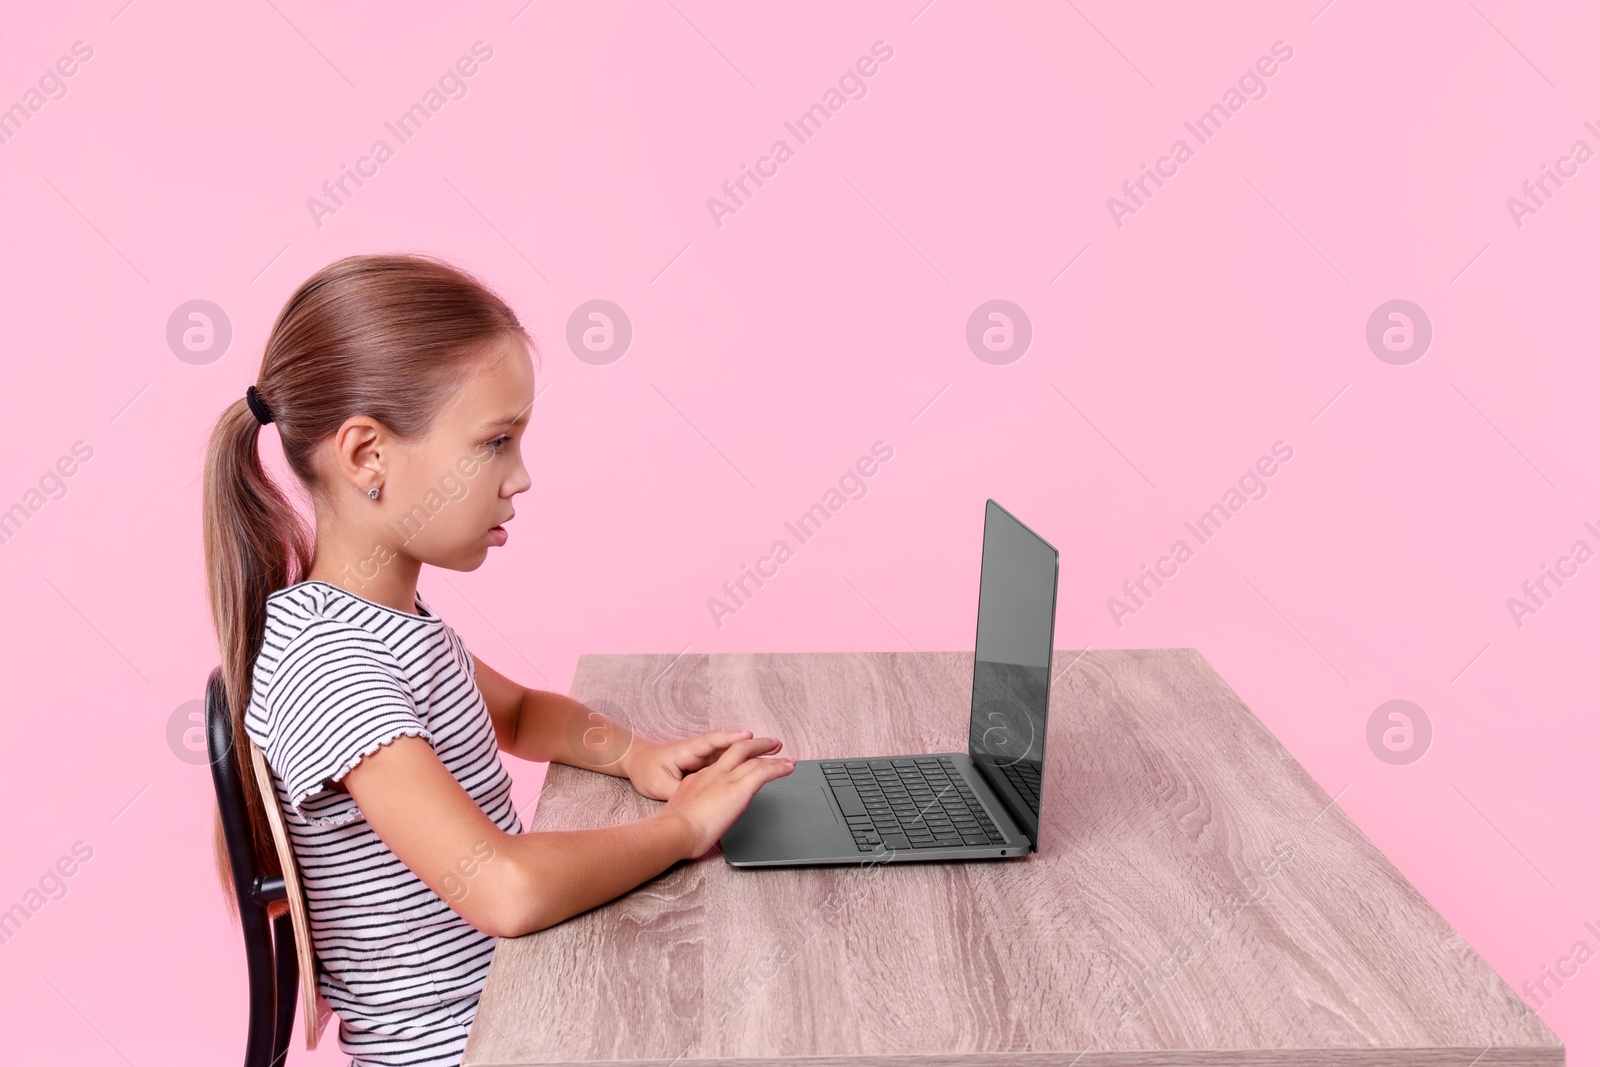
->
[202, 399, 313, 918]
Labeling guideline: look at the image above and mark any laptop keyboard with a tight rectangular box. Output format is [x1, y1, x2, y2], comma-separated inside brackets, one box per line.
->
[821, 757, 1008, 852]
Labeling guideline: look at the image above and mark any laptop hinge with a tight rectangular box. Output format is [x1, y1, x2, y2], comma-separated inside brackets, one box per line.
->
[970, 756, 1037, 851]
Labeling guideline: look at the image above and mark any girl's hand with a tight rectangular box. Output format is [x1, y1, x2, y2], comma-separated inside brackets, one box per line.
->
[663, 736, 796, 859]
[625, 729, 783, 801]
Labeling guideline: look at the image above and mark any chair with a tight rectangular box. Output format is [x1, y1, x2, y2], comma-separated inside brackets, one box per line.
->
[206, 665, 330, 1066]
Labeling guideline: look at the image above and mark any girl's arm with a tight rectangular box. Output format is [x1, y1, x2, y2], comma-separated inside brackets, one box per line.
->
[341, 732, 792, 937]
[473, 652, 641, 774]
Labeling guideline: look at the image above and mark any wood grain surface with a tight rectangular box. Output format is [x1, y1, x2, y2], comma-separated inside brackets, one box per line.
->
[463, 649, 1561, 1066]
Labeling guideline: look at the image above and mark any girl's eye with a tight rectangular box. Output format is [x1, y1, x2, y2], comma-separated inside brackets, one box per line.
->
[486, 435, 511, 454]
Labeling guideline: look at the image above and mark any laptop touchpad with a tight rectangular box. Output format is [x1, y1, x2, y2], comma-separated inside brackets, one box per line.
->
[720, 783, 843, 861]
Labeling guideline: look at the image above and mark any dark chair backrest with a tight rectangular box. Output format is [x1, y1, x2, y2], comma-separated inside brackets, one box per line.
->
[206, 665, 304, 1067]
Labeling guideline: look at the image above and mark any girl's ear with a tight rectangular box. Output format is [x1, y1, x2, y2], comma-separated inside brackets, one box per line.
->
[329, 416, 387, 490]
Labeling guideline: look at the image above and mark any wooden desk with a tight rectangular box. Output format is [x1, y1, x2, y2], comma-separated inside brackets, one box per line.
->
[463, 649, 1562, 1066]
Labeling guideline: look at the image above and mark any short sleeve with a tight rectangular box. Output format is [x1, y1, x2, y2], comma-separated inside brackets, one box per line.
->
[258, 619, 433, 828]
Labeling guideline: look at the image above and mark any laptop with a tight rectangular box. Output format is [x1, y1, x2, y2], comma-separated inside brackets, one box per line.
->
[721, 499, 1059, 867]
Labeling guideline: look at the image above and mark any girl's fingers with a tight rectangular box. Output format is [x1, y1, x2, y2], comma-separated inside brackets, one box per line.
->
[730, 755, 795, 782]
[715, 735, 783, 768]
[707, 729, 753, 751]
[687, 730, 750, 759]
[681, 730, 753, 766]
[697, 729, 752, 755]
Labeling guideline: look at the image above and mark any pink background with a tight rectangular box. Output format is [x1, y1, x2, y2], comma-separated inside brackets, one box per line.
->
[2, 0, 1596, 1062]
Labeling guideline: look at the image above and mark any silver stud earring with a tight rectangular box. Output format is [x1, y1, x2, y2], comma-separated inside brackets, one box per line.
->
[368, 486, 381, 500]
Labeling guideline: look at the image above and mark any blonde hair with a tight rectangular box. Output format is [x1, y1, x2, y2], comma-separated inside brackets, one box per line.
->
[201, 252, 534, 918]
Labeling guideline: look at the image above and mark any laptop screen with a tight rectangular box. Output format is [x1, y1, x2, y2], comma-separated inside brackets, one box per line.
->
[966, 500, 1058, 848]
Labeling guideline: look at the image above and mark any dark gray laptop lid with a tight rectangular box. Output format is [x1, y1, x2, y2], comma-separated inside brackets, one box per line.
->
[966, 500, 1059, 850]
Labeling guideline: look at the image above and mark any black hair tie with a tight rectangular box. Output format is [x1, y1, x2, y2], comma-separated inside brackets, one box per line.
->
[245, 384, 274, 426]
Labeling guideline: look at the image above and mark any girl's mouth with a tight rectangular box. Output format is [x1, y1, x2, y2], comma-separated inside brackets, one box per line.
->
[488, 525, 508, 546]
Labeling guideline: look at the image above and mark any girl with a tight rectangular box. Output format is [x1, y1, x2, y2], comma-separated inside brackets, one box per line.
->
[201, 252, 794, 1067]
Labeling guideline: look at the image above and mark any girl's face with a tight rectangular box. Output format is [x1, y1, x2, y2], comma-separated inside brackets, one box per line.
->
[380, 336, 535, 571]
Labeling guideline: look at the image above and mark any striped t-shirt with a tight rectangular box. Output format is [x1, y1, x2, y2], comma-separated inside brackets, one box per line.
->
[245, 579, 522, 1067]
